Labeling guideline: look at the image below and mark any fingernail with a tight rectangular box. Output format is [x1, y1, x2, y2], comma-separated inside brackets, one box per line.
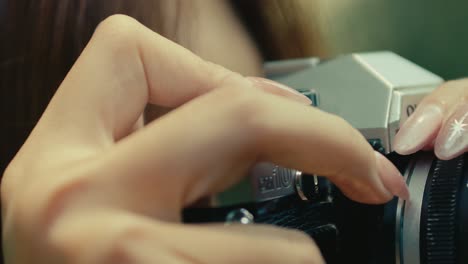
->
[435, 103, 468, 160]
[247, 77, 312, 105]
[375, 151, 410, 200]
[393, 104, 443, 155]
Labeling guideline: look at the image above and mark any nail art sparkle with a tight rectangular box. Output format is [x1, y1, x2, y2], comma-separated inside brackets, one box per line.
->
[448, 112, 468, 142]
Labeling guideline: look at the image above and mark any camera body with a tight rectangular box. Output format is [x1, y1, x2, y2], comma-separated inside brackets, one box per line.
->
[200, 51, 443, 208]
[266, 51, 442, 153]
[183, 52, 468, 264]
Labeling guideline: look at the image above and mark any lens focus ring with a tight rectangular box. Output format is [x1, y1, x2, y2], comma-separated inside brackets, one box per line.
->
[421, 156, 465, 264]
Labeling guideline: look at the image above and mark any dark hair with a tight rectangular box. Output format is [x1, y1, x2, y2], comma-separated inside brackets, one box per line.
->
[0, 0, 188, 172]
[231, 1, 325, 60]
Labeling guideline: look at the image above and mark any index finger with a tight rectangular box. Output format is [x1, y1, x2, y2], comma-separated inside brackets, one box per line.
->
[23, 15, 406, 221]
[27, 14, 238, 149]
[393, 79, 468, 159]
[99, 86, 407, 221]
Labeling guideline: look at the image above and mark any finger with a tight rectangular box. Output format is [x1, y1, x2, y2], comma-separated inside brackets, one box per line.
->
[31, 15, 309, 152]
[247, 77, 312, 105]
[393, 79, 468, 155]
[50, 211, 324, 264]
[143, 77, 312, 124]
[422, 139, 436, 151]
[199, 223, 314, 245]
[166, 223, 324, 264]
[96, 85, 403, 222]
[435, 102, 468, 160]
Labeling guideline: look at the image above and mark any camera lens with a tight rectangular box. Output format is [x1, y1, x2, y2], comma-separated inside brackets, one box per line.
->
[332, 152, 468, 264]
[389, 152, 468, 264]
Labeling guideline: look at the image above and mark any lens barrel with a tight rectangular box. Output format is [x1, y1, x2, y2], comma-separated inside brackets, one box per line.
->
[387, 152, 468, 264]
[420, 154, 468, 264]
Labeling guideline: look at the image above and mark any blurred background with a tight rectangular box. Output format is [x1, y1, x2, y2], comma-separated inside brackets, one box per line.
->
[313, 0, 468, 80]
[245, 0, 468, 80]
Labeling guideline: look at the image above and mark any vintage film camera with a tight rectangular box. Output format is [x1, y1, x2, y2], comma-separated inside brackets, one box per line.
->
[183, 52, 468, 264]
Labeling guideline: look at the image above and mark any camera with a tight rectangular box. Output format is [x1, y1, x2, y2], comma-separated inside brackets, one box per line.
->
[183, 52, 468, 264]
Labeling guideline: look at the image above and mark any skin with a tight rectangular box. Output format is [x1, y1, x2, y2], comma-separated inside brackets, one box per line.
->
[1, 0, 466, 263]
[393, 79, 468, 159]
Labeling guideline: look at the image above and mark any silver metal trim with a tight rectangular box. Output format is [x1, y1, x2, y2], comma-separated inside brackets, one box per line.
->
[395, 153, 434, 264]
[295, 171, 308, 201]
[314, 175, 319, 190]
[295, 172, 320, 201]
[395, 159, 414, 264]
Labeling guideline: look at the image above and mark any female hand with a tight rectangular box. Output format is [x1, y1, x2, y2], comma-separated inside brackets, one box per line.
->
[393, 79, 468, 160]
[1, 15, 407, 264]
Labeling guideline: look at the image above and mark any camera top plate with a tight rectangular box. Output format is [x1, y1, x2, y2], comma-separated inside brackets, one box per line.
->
[269, 51, 443, 153]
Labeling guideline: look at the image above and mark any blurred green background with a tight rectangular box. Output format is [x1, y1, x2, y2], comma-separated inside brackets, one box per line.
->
[312, 0, 468, 80]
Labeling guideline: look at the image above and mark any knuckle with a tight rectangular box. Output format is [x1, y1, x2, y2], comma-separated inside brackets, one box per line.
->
[47, 220, 83, 262]
[40, 175, 92, 229]
[1, 160, 96, 262]
[96, 14, 139, 36]
[203, 71, 272, 140]
[94, 15, 140, 51]
[48, 215, 150, 263]
[7, 170, 93, 239]
[102, 225, 150, 263]
[222, 87, 270, 139]
[1, 161, 22, 207]
[53, 220, 150, 263]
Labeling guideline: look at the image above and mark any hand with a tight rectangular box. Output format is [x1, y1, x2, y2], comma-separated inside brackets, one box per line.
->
[393, 79, 468, 160]
[1, 15, 406, 264]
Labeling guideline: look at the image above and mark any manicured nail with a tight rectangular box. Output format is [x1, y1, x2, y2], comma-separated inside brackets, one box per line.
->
[247, 77, 312, 105]
[375, 151, 410, 200]
[393, 104, 443, 155]
[435, 103, 468, 160]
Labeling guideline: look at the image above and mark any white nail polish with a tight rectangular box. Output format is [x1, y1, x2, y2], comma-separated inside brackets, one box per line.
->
[393, 104, 443, 155]
[375, 151, 409, 200]
[436, 104, 468, 160]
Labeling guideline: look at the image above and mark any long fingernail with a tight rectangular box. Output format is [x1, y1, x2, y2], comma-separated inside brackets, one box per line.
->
[435, 103, 468, 160]
[393, 104, 443, 155]
[247, 77, 312, 105]
[375, 151, 410, 200]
